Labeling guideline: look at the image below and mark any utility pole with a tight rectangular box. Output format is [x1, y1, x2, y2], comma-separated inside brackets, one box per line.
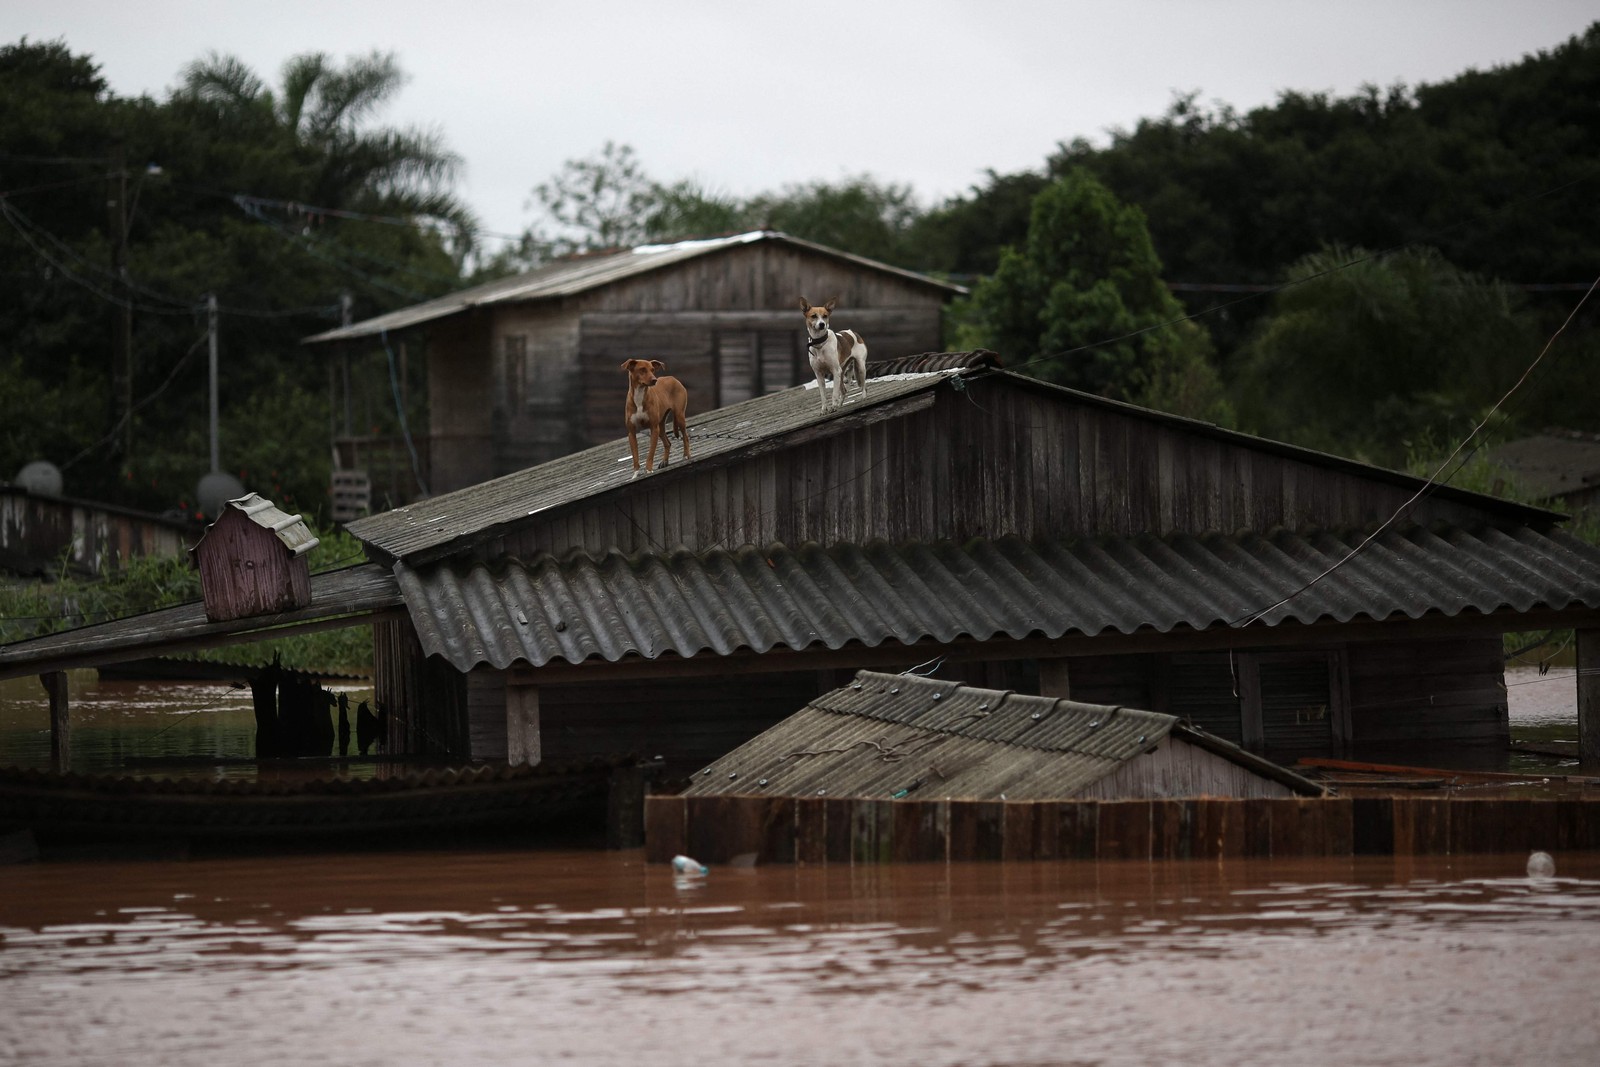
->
[341, 291, 354, 437]
[108, 141, 133, 456]
[207, 293, 220, 473]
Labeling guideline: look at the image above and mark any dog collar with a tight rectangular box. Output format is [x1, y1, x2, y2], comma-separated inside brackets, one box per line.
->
[806, 331, 830, 349]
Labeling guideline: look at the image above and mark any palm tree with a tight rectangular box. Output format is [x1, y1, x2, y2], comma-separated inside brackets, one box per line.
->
[176, 50, 477, 250]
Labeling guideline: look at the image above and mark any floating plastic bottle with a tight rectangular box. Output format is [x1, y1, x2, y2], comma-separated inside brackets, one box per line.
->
[671, 854, 708, 876]
[1526, 850, 1556, 879]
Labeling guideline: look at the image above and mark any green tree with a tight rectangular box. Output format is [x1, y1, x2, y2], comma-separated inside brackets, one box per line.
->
[968, 170, 1229, 421]
[0, 40, 466, 515]
[1231, 245, 1541, 465]
[175, 49, 474, 243]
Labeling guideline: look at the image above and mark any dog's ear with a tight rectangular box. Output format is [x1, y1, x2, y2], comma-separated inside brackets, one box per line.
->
[650, 360, 667, 373]
[620, 359, 633, 371]
[824, 297, 837, 311]
[798, 296, 810, 311]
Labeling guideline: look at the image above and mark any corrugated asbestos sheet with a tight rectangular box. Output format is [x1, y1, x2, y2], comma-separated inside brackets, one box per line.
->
[395, 523, 1600, 672]
[679, 670, 1321, 800]
[302, 231, 965, 344]
[0, 564, 402, 680]
[347, 370, 957, 564]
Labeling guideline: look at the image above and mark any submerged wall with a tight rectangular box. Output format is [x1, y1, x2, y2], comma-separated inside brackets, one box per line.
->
[646, 794, 1600, 865]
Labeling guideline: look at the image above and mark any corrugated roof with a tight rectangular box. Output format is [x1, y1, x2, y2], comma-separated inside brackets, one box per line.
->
[394, 523, 1600, 672]
[0, 564, 402, 681]
[302, 231, 966, 345]
[207, 493, 320, 557]
[345, 369, 959, 564]
[679, 670, 1323, 800]
[866, 349, 1003, 377]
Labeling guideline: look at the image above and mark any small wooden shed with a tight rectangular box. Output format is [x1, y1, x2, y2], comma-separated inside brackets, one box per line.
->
[682, 670, 1325, 802]
[190, 493, 319, 622]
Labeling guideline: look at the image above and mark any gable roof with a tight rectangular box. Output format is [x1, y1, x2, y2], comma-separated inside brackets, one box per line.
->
[301, 231, 967, 345]
[395, 524, 1600, 672]
[345, 368, 963, 564]
[1483, 430, 1600, 505]
[679, 670, 1324, 800]
[194, 493, 320, 558]
[344, 363, 1560, 567]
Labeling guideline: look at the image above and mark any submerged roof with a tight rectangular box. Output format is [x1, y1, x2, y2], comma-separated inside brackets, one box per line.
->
[395, 523, 1600, 672]
[680, 670, 1323, 800]
[302, 231, 966, 345]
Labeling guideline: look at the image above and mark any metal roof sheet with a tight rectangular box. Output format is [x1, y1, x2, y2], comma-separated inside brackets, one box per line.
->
[210, 492, 320, 557]
[345, 369, 958, 564]
[680, 669, 1322, 800]
[302, 231, 966, 344]
[395, 523, 1600, 673]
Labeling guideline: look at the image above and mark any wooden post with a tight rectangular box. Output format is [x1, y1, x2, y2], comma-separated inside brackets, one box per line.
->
[507, 685, 542, 767]
[1038, 657, 1071, 699]
[42, 672, 69, 772]
[1579, 629, 1600, 766]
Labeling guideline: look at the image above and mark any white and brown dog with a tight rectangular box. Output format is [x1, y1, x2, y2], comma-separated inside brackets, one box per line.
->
[800, 297, 867, 413]
[621, 358, 691, 476]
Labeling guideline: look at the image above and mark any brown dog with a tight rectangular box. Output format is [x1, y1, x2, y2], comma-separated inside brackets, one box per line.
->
[621, 358, 691, 475]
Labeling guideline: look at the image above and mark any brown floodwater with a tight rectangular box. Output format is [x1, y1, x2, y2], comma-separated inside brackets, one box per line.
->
[1, 849, 1598, 1067]
[0, 665, 1595, 1065]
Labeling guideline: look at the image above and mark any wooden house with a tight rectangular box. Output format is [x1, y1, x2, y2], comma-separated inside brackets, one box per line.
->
[190, 493, 320, 622]
[337, 359, 1600, 774]
[302, 231, 965, 502]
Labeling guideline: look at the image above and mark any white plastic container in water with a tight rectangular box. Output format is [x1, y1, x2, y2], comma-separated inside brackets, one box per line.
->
[671, 854, 709, 876]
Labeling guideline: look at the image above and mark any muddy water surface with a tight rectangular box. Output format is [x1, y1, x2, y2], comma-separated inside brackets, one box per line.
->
[1, 666, 1596, 1065]
[2, 849, 1598, 1067]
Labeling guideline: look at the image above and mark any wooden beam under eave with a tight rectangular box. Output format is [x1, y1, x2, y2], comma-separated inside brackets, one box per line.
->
[1579, 628, 1600, 766]
[42, 671, 68, 771]
[0, 609, 405, 683]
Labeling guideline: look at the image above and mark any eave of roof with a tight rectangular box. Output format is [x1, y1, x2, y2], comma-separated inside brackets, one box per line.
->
[301, 231, 966, 345]
[0, 564, 402, 681]
[393, 524, 1600, 673]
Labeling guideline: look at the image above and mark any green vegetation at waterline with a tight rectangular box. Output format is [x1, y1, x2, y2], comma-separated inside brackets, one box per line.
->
[0, 525, 372, 675]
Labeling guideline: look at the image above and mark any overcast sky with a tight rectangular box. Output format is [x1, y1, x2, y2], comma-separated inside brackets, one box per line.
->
[6, 1, 1595, 246]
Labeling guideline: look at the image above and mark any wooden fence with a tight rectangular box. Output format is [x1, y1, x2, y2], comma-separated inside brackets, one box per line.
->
[645, 794, 1600, 865]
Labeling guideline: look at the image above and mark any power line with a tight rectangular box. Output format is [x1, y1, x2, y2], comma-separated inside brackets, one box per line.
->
[1229, 270, 1600, 629]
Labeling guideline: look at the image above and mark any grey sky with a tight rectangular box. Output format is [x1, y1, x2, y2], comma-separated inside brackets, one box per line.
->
[5, 1, 1594, 245]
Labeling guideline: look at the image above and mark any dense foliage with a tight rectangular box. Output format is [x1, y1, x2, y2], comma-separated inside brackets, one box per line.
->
[3, 23, 1598, 525]
[0, 40, 464, 519]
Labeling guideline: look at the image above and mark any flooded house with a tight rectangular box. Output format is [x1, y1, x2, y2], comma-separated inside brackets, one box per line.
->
[301, 231, 966, 505]
[329, 357, 1600, 776]
[5, 357, 1600, 782]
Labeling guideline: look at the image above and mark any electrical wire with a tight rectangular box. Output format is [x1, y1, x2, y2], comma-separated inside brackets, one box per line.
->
[1228, 270, 1600, 629]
